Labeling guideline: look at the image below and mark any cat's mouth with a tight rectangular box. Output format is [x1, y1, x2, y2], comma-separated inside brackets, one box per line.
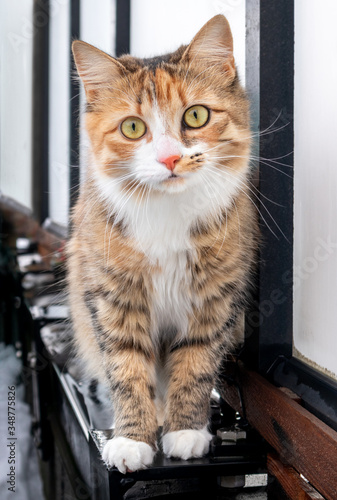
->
[163, 173, 184, 185]
[155, 172, 187, 193]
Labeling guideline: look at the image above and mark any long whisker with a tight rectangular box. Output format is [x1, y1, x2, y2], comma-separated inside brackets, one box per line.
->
[144, 184, 154, 234]
[198, 171, 226, 251]
[207, 162, 284, 207]
[101, 175, 137, 264]
[204, 165, 288, 242]
[105, 181, 139, 265]
[215, 207, 229, 259]
[209, 154, 293, 178]
[134, 184, 149, 255]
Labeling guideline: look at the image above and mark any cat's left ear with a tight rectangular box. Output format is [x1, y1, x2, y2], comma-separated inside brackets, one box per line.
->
[181, 15, 235, 79]
[72, 40, 125, 103]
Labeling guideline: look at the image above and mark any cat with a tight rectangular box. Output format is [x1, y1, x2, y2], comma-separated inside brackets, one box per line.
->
[67, 14, 258, 474]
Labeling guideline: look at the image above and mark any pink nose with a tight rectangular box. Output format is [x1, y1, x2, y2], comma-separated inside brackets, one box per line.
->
[159, 155, 181, 171]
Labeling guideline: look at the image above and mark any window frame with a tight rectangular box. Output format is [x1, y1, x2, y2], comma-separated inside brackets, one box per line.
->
[31, 0, 337, 431]
[69, 0, 81, 211]
[244, 0, 337, 432]
[32, 0, 50, 223]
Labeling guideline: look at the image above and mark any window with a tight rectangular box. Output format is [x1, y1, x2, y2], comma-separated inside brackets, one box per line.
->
[0, 0, 34, 210]
[2, 0, 337, 435]
[293, 0, 337, 383]
[243, 0, 337, 432]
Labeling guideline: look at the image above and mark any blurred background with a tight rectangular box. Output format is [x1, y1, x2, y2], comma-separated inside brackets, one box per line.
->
[1, 0, 337, 404]
[0, 0, 246, 226]
[1, 1, 337, 499]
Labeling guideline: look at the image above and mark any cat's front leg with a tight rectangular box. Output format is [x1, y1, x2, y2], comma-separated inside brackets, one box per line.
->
[162, 327, 227, 460]
[102, 436, 155, 474]
[85, 293, 158, 473]
[101, 346, 158, 473]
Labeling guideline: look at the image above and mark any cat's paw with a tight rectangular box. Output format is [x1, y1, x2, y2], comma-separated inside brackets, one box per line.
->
[162, 427, 212, 460]
[102, 436, 155, 473]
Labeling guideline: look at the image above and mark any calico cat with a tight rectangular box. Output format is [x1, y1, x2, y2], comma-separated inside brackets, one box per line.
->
[68, 14, 258, 473]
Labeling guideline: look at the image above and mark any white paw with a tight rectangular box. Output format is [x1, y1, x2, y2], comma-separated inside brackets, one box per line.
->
[102, 436, 155, 474]
[162, 427, 212, 460]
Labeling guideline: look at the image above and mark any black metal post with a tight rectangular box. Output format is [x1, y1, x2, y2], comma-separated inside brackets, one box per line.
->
[244, 0, 294, 373]
[69, 0, 80, 210]
[116, 0, 130, 56]
[32, 0, 50, 223]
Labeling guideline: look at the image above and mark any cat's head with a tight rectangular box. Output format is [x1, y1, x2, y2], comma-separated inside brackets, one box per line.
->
[73, 15, 250, 198]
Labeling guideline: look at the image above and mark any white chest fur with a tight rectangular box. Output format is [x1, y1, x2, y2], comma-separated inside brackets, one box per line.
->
[127, 189, 198, 338]
[94, 164, 245, 337]
[150, 251, 191, 337]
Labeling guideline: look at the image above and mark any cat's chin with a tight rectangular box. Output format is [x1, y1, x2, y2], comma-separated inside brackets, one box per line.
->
[154, 176, 187, 194]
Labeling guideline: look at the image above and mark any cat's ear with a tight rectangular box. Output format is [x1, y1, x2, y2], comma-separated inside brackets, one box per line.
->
[182, 15, 235, 78]
[72, 41, 124, 103]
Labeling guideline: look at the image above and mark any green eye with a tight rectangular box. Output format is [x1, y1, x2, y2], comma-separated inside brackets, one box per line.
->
[183, 105, 209, 129]
[121, 117, 146, 139]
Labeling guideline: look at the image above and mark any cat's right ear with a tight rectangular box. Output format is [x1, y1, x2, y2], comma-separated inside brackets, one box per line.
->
[72, 41, 124, 103]
[181, 15, 235, 79]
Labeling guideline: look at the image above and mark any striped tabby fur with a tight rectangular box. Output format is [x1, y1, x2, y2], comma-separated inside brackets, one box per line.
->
[68, 15, 258, 473]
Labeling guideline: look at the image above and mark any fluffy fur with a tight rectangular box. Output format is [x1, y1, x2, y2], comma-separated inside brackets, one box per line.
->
[67, 15, 258, 473]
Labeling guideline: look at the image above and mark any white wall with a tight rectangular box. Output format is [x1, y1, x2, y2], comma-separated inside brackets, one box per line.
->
[130, 0, 246, 84]
[80, 0, 116, 54]
[79, 0, 116, 182]
[48, 0, 70, 226]
[49, 0, 117, 218]
[294, 0, 337, 380]
[0, 0, 34, 209]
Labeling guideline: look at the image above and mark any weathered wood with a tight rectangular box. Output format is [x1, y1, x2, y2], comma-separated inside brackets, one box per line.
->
[220, 362, 337, 500]
[0, 194, 64, 256]
[279, 387, 302, 405]
[268, 453, 325, 500]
